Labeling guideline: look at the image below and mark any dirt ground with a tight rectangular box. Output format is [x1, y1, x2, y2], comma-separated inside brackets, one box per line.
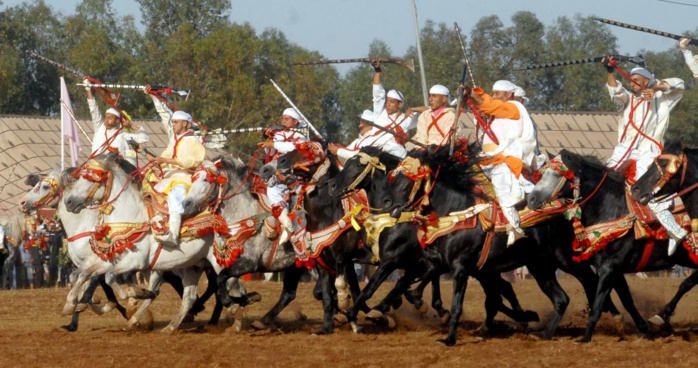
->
[1, 275, 698, 368]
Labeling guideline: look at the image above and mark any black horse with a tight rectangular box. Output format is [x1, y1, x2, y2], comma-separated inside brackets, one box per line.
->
[631, 138, 698, 329]
[327, 143, 618, 345]
[326, 146, 541, 333]
[528, 149, 696, 341]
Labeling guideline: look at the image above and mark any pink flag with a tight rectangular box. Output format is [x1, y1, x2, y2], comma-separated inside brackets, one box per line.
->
[60, 77, 80, 166]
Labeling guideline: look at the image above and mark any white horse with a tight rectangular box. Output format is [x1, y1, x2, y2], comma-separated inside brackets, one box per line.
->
[60, 155, 248, 331]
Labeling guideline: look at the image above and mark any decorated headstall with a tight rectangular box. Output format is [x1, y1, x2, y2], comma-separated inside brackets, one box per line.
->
[389, 156, 433, 209]
[191, 160, 228, 211]
[27, 177, 61, 210]
[650, 152, 686, 197]
[292, 142, 326, 172]
[74, 160, 115, 212]
[342, 152, 387, 195]
[539, 157, 581, 205]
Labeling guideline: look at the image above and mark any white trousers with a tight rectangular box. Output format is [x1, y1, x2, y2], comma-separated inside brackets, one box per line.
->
[483, 163, 524, 208]
[607, 144, 657, 181]
[167, 184, 188, 215]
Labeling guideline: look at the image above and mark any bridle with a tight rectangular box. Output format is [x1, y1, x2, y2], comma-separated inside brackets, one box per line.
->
[190, 161, 229, 212]
[648, 152, 687, 200]
[340, 152, 387, 196]
[26, 177, 61, 210]
[538, 158, 582, 205]
[388, 156, 434, 211]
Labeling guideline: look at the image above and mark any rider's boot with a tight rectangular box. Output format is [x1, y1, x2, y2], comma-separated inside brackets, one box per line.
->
[502, 206, 525, 247]
[648, 199, 687, 256]
[154, 214, 181, 247]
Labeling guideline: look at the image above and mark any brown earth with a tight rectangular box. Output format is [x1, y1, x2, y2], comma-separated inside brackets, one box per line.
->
[1, 275, 698, 368]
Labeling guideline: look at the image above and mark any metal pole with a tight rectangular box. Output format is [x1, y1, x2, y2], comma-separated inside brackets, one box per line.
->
[269, 79, 325, 142]
[411, 0, 428, 106]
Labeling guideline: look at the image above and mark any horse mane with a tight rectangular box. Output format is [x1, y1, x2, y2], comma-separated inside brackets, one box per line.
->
[358, 146, 402, 170]
[420, 141, 486, 195]
[562, 150, 625, 184]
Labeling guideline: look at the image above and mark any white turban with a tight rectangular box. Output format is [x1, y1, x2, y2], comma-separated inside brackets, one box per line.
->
[359, 109, 375, 123]
[387, 89, 404, 102]
[282, 107, 301, 121]
[514, 85, 530, 104]
[171, 110, 192, 123]
[429, 84, 449, 96]
[492, 80, 516, 92]
[105, 107, 121, 119]
[630, 67, 656, 87]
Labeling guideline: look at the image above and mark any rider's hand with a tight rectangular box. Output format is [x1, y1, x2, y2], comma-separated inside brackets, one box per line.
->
[83, 78, 91, 91]
[371, 58, 382, 73]
[144, 85, 152, 94]
[680, 37, 691, 51]
[259, 141, 274, 149]
[601, 56, 615, 73]
[327, 143, 339, 155]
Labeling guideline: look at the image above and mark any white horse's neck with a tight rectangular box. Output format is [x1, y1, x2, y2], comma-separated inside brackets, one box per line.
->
[102, 171, 148, 223]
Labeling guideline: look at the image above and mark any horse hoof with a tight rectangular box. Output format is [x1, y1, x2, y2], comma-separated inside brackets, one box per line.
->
[366, 309, 384, 320]
[576, 336, 591, 343]
[295, 311, 308, 322]
[436, 338, 456, 347]
[333, 313, 348, 325]
[160, 325, 177, 334]
[386, 315, 396, 329]
[311, 328, 332, 336]
[182, 314, 195, 324]
[251, 320, 268, 330]
[91, 295, 101, 305]
[75, 303, 88, 313]
[101, 302, 117, 314]
[350, 321, 363, 334]
[648, 315, 666, 326]
[127, 287, 146, 299]
[233, 318, 243, 333]
[612, 314, 626, 336]
[61, 303, 76, 316]
[247, 292, 262, 304]
[439, 311, 451, 325]
[417, 302, 429, 315]
[59, 324, 77, 332]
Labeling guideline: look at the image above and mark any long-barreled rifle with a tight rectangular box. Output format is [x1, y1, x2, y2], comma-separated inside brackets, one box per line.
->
[293, 58, 415, 73]
[361, 120, 426, 149]
[192, 126, 310, 149]
[516, 54, 646, 71]
[77, 82, 190, 98]
[593, 17, 698, 46]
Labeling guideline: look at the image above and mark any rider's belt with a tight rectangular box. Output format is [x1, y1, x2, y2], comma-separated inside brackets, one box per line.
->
[480, 153, 523, 179]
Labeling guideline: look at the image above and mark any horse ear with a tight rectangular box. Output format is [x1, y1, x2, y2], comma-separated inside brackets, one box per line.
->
[24, 174, 42, 187]
[61, 168, 77, 186]
[546, 150, 556, 160]
[560, 149, 582, 173]
[104, 152, 120, 164]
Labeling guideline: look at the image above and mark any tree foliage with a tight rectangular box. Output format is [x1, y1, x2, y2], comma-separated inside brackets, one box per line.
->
[2, 3, 698, 151]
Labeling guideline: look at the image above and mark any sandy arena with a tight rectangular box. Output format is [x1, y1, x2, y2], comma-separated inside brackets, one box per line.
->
[1, 275, 698, 367]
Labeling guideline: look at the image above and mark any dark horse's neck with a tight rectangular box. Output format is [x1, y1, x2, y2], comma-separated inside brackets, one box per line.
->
[302, 159, 345, 232]
[576, 160, 628, 226]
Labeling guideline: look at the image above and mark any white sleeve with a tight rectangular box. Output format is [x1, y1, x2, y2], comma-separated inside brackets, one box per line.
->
[149, 95, 173, 138]
[605, 82, 630, 109]
[88, 98, 103, 130]
[336, 147, 358, 163]
[682, 49, 698, 78]
[273, 142, 296, 154]
[373, 84, 386, 116]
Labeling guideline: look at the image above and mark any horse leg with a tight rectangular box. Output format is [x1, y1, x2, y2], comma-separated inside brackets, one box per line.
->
[63, 264, 101, 315]
[127, 271, 163, 330]
[649, 269, 698, 329]
[314, 268, 337, 335]
[162, 267, 201, 332]
[437, 265, 470, 346]
[526, 263, 570, 339]
[252, 267, 304, 330]
[365, 267, 421, 329]
[345, 260, 400, 333]
[342, 261, 369, 314]
[566, 264, 621, 317]
[581, 266, 621, 343]
[84, 275, 124, 317]
[59, 276, 101, 332]
[612, 274, 649, 338]
[494, 275, 539, 323]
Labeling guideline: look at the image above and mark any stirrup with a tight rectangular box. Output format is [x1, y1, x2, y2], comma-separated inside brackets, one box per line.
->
[506, 229, 526, 247]
[154, 232, 178, 247]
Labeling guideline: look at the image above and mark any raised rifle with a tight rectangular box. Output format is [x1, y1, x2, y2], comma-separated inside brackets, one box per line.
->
[292, 58, 415, 73]
[593, 17, 698, 46]
[76, 82, 190, 99]
[516, 54, 646, 71]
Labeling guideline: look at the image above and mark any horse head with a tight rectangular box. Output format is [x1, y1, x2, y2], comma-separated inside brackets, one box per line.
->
[326, 147, 397, 209]
[19, 168, 76, 213]
[526, 150, 580, 210]
[182, 155, 247, 217]
[63, 154, 125, 214]
[631, 139, 685, 205]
